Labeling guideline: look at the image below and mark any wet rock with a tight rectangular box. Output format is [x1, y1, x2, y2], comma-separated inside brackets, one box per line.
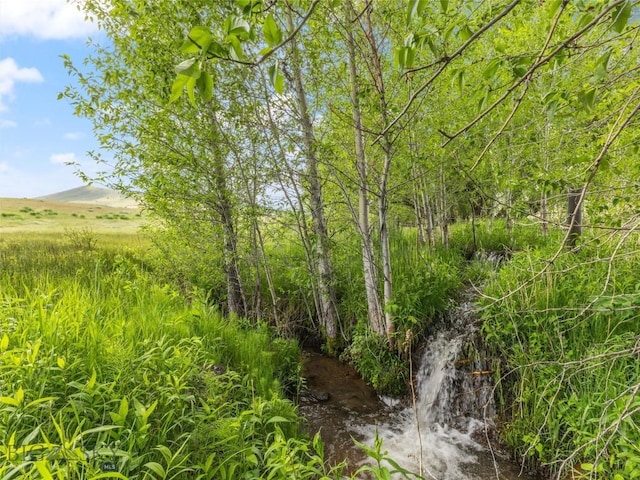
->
[300, 389, 331, 403]
[208, 364, 227, 375]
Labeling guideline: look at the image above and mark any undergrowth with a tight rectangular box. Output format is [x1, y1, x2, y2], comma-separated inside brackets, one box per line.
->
[345, 220, 548, 396]
[0, 236, 431, 479]
[0, 238, 325, 479]
[480, 238, 640, 479]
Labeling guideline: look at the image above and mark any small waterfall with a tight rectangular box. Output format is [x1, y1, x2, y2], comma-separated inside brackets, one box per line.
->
[357, 295, 511, 480]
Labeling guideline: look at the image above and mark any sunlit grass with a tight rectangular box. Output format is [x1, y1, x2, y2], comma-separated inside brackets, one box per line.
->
[0, 197, 146, 235]
[0, 237, 331, 479]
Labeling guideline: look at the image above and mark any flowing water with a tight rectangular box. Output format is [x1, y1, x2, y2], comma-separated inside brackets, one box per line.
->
[299, 294, 539, 479]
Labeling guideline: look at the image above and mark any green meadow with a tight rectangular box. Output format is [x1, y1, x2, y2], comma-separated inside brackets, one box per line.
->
[0, 199, 413, 479]
[0, 206, 321, 479]
[0, 198, 144, 236]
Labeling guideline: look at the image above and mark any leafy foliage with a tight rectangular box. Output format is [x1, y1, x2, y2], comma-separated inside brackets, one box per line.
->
[0, 238, 331, 479]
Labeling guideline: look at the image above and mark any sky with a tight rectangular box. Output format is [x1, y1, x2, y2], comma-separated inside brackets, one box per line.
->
[0, 0, 104, 198]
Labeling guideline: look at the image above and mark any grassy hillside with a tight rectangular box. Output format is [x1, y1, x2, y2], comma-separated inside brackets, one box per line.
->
[36, 185, 137, 208]
[0, 197, 146, 236]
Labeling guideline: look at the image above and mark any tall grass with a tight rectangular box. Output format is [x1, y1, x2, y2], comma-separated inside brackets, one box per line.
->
[0, 237, 338, 479]
[480, 240, 640, 479]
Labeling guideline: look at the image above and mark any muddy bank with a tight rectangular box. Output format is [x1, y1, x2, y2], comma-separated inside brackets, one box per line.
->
[297, 350, 384, 471]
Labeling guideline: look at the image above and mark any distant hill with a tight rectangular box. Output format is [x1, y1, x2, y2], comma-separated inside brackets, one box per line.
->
[36, 185, 138, 209]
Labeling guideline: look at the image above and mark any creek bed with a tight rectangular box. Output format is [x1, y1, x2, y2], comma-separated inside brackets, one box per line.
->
[298, 347, 541, 480]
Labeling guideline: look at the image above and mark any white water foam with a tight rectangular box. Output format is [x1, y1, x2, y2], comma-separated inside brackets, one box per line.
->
[356, 305, 495, 479]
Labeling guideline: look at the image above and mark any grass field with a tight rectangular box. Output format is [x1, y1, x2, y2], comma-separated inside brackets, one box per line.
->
[0, 231, 323, 479]
[0, 197, 146, 235]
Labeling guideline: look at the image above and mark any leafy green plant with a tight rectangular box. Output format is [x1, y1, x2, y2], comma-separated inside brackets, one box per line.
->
[0, 238, 328, 480]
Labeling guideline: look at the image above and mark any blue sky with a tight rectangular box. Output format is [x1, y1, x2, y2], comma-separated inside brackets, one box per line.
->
[0, 0, 104, 198]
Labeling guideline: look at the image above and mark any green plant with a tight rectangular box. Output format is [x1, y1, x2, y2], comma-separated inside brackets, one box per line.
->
[0, 238, 326, 479]
[345, 326, 408, 396]
[480, 241, 640, 478]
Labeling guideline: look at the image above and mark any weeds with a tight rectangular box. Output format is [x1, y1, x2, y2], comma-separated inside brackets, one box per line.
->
[0, 238, 331, 479]
[480, 241, 640, 479]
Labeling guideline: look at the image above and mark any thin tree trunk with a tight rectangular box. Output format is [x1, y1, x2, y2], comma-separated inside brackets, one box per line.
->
[412, 166, 425, 246]
[506, 189, 513, 236]
[363, 4, 394, 345]
[215, 168, 246, 317]
[286, 7, 339, 348]
[343, 0, 385, 337]
[566, 186, 584, 249]
[541, 191, 548, 237]
[423, 189, 435, 247]
[440, 165, 449, 248]
[541, 123, 550, 237]
[417, 170, 435, 248]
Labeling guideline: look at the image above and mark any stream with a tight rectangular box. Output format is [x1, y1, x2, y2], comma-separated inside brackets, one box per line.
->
[298, 296, 541, 479]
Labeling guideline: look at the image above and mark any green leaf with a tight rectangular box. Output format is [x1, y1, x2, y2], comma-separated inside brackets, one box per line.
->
[25, 396, 57, 409]
[263, 14, 282, 47]
[118, 397, 129, 420]
[592, 48, 612, 81]
[544, 92, 560, 121]
[459, 25, 473, 41]
[406, 0, 427, 25]
[206, 41, 229, 58]
[169, 74, 189, 104]
[450, 69, 464, 93]
[225, 15, 250, 39]
[144, 462, 166, 477]
[186, 77, 198, 107]
[581, 463, 594, 472]
[35, 460, 54, 480]
[265, 415, 292, 424]
[268, 61, 284, 94]
[440, 0, 449, 13]
[182, 26, 213, 54]
[510, 56, 530, 78]
[547, 0, 563, 18]
[175, 58, 201, 79]
[0, 396, 19, 406]
[483, 58, 502, 81]
[226, 34, 244, 60]
[578, 88, 597, 111]
[87, 366, 97, 390]
[612, 1, 631, 33]
[426, 38, 439, 57]
[197, 71, 214, 102]
[395, 46, 415, 69]
[237, 0, 264, 15]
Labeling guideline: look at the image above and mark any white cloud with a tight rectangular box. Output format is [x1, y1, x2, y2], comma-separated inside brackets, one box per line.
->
[50, 152, 77, 165]
[0, 161, 9, 173]
[64, 131, 84, 140]
[0, 58, 44, 111]
[34, 118, 52, 127]
[0, 0, 97, 40]
[0, 119, 17, 128]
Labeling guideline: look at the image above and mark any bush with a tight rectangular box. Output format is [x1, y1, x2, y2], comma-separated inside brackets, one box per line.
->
[345, 325, 409, 396]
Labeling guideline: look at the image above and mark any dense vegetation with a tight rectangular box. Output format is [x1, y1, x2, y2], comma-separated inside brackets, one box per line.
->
[54, 0, 640, 478]
[481, 240, 640, 479]
[0, 236, 319, 478]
